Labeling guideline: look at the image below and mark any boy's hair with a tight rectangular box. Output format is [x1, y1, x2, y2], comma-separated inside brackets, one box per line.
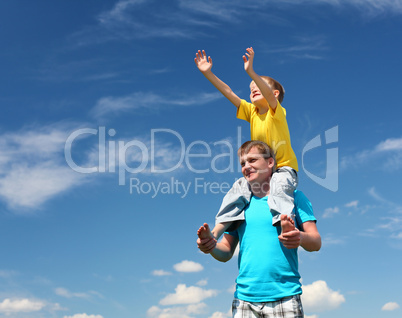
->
[238, 140, 277, 170]
[261, 76, 285, 104]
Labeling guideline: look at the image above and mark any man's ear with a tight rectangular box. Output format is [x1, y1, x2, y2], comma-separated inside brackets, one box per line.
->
[268, 157, 275, 168]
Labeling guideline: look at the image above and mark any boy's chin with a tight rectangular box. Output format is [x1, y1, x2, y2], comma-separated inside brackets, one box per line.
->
[252, 99, 268, 108]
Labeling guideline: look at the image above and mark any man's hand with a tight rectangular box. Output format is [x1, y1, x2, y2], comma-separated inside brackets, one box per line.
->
[243, 47, 255, 74]
[195, 50, 213, 73]
[278, 228, 301, 249]
[197, 237, 217, 254]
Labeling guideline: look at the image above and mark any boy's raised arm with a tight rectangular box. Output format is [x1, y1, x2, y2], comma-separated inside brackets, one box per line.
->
[195, 50, 241, 108]
[243, 47, 278, 110]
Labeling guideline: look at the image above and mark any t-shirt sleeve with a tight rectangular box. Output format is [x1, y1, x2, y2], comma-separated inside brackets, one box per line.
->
[225, 230, 239, 238]
[237, 99, 252, 122]
[269, 100, 287, 120]
[294, 190, 317, 230]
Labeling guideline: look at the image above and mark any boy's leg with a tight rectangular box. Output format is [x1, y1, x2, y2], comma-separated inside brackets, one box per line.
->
[197, 223, 215, 240]
[280, 214, 295, 234]
[198, 223, 228, 240]
[214, 177, 252, 239]
[268, 167, 298, 227]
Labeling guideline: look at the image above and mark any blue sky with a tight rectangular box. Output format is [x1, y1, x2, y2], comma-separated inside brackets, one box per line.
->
[1, 0, 402, 317]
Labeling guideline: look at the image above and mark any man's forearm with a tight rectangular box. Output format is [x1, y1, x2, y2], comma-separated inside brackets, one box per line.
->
[300, 231, 321, 252]
[210, 242, 234, 263]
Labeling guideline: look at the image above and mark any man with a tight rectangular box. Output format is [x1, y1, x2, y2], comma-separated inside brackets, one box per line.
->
[197, 140, 321, 318]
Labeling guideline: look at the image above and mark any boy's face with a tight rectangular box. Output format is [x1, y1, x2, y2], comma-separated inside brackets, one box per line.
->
[249, 80, 280, 106]
[249, 81, 267, 105]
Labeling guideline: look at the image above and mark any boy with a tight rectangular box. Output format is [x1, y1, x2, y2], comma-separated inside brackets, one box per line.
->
[194, 47, 298, 239]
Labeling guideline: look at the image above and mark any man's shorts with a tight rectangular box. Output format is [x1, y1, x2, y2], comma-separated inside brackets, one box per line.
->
[232, 295, 304, 318]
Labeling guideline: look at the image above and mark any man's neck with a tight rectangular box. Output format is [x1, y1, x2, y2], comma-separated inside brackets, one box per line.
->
[250, 182, 270, 198]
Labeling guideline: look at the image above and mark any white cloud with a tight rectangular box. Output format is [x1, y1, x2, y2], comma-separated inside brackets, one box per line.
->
[0, 270, 18, 278]
[63, 314, 104, 318]
[391, 232, 402, 239]
[0, 123, 195, 210]
[341, 137, 402, 170]
[265, 35, 328, 59]
[376, 137, 402, 151]
[181, 0, 402, 20]
[55, 287, 102, 300]
[159, 284, 218, 305]
[368, 187, 386, 202]
[345, 200, 359, 208]
[368, 188, 402, 215]
[302, 280, 345, 312]
[382, 302, 400, 311]
[227, 284, 236, 294]
[90, 91, 222, 119]
[69, 0, 402, 50]
[0, 298, 45, 314]
[152, 270, 172, 276]
[147, 303, 207, 318]
[209, 308, 231, 318]
[322, 206, 339, 218]
[196, 279, 208, 286]
[173, 260, 204, 273]
[98, 0, 147, 25]
[0, 162, 84, 209]
[0, 125, 88, 210]
[305, 315, 318, 318]
[322, 234, 345, 246]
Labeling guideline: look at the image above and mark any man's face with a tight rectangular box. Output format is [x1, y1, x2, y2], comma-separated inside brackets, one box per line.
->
[240, 147, 274, 185]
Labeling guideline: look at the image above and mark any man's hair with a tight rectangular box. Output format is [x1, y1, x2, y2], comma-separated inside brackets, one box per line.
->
[261, 76, 285, 104]
[238, 140, 276, 169]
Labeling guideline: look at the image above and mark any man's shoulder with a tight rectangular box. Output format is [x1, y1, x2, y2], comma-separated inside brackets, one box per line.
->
[294, 189, 308, 202]
[293, 190, 316, 224]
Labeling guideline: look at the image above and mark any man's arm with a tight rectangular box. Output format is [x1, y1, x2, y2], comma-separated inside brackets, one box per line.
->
[278, 221, 321, 252]
[197, 233, 239, 262]
[243, 47, 278, 111]
[300, 221, 321, 251]
[195, 50, 241, 108]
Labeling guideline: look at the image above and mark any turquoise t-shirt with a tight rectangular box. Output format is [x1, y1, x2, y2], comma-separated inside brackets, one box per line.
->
[228, 190, 316, 302]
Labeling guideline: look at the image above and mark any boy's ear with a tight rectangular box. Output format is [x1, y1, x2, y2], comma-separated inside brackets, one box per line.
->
[273, 90, 280, 99]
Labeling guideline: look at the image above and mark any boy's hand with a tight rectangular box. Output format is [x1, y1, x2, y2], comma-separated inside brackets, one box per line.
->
[195, 50, 212, 73]
[243, 47, 255, 74]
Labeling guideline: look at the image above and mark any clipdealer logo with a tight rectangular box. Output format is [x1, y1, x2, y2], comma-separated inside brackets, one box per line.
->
[64, 127, 243, 186]
[64, 126, 339, 195]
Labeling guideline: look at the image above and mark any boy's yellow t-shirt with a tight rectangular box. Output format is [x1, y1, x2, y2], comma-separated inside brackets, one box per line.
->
[237, 99, 298, 171]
